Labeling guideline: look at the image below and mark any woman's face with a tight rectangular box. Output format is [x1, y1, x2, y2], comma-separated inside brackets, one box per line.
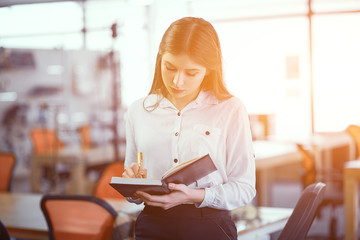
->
[161, 52, 207, 110]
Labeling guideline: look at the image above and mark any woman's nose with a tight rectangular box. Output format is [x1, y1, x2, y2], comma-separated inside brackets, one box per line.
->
[173, 71, 185, 87]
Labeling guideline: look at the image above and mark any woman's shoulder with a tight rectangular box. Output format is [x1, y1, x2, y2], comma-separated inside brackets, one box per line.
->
[219, 95, 247, 110]
[127, 94, 160, 114]
[127, 97, 145, 111]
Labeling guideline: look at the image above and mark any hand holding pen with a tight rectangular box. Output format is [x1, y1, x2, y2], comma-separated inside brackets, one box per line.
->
[122, 152, 147, 179]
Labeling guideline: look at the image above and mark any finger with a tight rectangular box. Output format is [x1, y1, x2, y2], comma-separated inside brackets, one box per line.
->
[122, 171, 129, 178]
[131, 163, 144, 178]
[135, 191, 176, 209]
[168, 183, 186, 192]
[135, 191, 153, 201]
[136, 191, 164, 204]
[139, 168, 147, 178]
[123, 163, 138, 178]
[123, 168, 135, 178]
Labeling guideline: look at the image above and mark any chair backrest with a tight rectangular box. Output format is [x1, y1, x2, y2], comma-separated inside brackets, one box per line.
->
[277, 182, 326, 240]
[296, 144, 316, 188]
[30, 128, 64, 154]
[40, 194, 118, 240]
[0, 219, 10, 240]
[93, 161, 125, 200]
[0, 152, 16, 192]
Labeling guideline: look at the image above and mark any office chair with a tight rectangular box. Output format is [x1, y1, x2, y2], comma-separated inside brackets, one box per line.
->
[0, 220, 10, 240]
[93, 161, 142, 240]
[0, 152, 16, 192]
[277, 182, 326, 240]
[297, 144, 344, 239]
[41, 194, 118, 240]
[30, 128, 65, 154]
[30, 128, 70, 192]
[93, 161, 126, 200]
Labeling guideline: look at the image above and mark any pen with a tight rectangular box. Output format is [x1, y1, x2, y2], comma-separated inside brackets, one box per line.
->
[137, 152, 143, 169]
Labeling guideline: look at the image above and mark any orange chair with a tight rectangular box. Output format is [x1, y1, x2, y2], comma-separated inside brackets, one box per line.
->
[41, 194, 118, 240]
[0, 152, 16, 192]
[77, 125, 92, 149]
[297, 144, 316, 188]
[30, 128, 69, 192]
[93, 161, 125, 200]
[30, 128, 65, 154]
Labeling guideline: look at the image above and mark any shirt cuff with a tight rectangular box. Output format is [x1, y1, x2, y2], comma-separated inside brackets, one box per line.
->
[195, 187, 214, 208]
[126, 197, 143, 205]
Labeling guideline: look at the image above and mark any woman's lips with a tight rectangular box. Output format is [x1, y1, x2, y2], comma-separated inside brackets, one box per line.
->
[170, 87, 184, 94]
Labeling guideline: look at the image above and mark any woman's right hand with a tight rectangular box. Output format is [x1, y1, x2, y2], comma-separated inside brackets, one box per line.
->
[122, 163, 147, 178]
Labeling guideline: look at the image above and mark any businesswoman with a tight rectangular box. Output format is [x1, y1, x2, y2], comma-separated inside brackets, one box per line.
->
[123, 17, 256, 240]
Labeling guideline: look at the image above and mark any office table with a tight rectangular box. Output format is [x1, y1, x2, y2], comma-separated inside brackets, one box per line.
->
[344, 159, 360, 240]
[311, 131, 356, 170]
[0, 192, 292, 240]
[0, 193, 48, 239]
[30, 144, 125, 194]
[253, 140, 302, 206]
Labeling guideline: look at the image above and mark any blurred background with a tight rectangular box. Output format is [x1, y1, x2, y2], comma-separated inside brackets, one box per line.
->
[1, 0, 359, 179]
[1, 0, 360, 239]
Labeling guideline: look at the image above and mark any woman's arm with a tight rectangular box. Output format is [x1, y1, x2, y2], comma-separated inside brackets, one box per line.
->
[198, 100, 256, 210]
[135, 183, 205, 210]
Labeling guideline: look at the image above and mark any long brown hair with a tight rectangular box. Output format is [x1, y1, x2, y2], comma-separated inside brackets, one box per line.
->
[148, 17, 232, 104]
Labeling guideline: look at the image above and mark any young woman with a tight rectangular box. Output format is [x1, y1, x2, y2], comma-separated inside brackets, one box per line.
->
[123, 17, 256, 240]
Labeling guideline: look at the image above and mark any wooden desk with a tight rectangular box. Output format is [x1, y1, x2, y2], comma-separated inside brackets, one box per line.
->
[0, 193, 48, 240]
[30, 144, 125, 194]
[254, 140, 302, 206]
[311, 132, 356, 170]
[344, 160, 360, 240]
[0, 192, 291, 240]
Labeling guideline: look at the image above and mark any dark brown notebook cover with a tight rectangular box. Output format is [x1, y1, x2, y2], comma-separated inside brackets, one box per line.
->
[109, 154, 217, 197]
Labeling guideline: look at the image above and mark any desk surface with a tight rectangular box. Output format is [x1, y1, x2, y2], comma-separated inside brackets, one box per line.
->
[0, 192, 292, 240]
[0, 193, 47, 239]
[253, 140, 301, 170]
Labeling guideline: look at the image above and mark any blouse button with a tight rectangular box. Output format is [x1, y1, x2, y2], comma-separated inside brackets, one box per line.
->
[205, 131, 210, 135]
[175, 132, 179, 136]
[177, 112, 181, 116]
[174, 158, 178, 163]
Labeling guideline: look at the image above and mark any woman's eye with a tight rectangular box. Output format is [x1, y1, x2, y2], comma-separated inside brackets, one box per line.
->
[186, 72, 197, 77]
[166, 66, 176, 71]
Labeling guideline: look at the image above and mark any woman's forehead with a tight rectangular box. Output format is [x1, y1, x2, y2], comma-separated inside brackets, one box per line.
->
[162, 52, 205, 70]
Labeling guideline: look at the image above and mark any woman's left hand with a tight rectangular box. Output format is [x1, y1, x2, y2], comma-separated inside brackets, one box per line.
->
[134, 183, 205, 210]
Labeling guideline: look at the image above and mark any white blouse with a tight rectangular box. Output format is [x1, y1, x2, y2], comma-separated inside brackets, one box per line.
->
[124, 90, 256, 210]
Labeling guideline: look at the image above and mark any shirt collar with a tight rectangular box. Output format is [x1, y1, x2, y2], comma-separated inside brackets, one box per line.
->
[144, 90, 219, 111]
